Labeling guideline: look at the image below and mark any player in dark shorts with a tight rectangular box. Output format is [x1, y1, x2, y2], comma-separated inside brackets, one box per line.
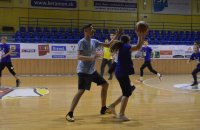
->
[138, 40, 162, 82]
[187, 42, 200, 87]
[66, 24, 122, 122]
[0, 36, 21, 87]
[108, 32, 147, 121]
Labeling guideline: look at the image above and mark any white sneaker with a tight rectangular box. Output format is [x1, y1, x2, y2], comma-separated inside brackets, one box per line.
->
[66, 114, 75, 122]
[136, 79, 143, 83]
[108, 105, 116, 116]
[117, 114, 130, 121]
[159, 74, 163, 80]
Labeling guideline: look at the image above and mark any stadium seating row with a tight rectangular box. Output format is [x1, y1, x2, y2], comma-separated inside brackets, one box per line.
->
[15, 27, 200, 44]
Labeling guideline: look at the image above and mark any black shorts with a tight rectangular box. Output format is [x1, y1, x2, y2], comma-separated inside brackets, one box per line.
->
[78, 71, 108, 90]
[116, 75, 133, 97]
[0, 62, 16, 77]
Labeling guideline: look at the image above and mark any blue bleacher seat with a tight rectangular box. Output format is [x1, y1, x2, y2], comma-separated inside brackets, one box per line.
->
[28, 27, 34, 32]
[15, 27, 198, 44]
[36, 27, 42, 32]
[59, 27, 65, 33]
[51, 27, 57, 33]
[43, 27, 50, 33]
[19, 27, 26, 32]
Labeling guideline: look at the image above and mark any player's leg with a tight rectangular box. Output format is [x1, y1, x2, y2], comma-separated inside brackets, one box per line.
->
[117, 75, 135, 121]
[147, 62, 162, 80]
[66, 73, 91, 122]
[6, 62, 20, 87]
[107, 59, 113, 80]
[108, 61, 117, 75]
[108, 96, 122, 115]
[0, 63, 6, 87]
[191, 68, 200, 86]
[139, 62, 148, 82]
[92, 71, 110, 114]
[100, 58, 107, 77]
[66, 89, 85, 122]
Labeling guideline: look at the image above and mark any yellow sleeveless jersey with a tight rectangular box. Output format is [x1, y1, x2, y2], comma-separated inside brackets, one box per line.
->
[103, 47, 112, 60]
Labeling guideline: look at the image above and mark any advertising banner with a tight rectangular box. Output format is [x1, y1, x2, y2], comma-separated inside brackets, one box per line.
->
[153, 0, 191, 15]
[133, 45, 193, 59]
[5, 43, 194, 59]
[51, 45, 67, 59]
[9, 44, 20, 58]
[20, 43, 67, 59]
[66, 44, 78, 59]
[93, 0, 137, 12]
[30, 0, 77, 9]
[21, 44, 38, 59]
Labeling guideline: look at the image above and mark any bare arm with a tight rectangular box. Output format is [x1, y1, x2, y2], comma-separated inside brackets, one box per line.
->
[101, 28, 123, 47]
[2, 49, 12, 58]
[130, 35, 145, 52]
[77, 51, 100, 61]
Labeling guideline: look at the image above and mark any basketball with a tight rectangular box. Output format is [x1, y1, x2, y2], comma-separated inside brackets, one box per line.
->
[136, 21, 149, 34]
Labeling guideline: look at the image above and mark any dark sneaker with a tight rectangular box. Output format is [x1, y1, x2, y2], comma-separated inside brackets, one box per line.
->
[66, 112, 75, 122]
[191, 82, 198, 86]
[100, 106, 111, 115]
[16, 79, 21, 87]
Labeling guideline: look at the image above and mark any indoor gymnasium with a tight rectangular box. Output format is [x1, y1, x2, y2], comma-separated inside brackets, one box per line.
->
[0, 0, 200, 130]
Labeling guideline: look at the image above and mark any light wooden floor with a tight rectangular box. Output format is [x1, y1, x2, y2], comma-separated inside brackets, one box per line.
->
[0, 75, 200, 130]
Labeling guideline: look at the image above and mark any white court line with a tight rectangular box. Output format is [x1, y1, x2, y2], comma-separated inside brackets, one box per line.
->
[143, 77, 200, 95]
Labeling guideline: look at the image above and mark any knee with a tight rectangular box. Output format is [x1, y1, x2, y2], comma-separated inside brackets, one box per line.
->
[123, 91, 132, 97]
[192, 71, 196, 75]
[122, 85, 135, 97]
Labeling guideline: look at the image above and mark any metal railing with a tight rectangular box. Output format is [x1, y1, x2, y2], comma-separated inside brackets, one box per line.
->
[19, 17, 200, 31]
[19, 17, 136, 30]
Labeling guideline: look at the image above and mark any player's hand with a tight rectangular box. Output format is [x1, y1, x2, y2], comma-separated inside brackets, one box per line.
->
[92, 52, 102, 61]
[135, 30, 148, 38]
[105, 39, 109, 43]
[187, 60, 190, 64]
[116, 28, 123, 35]
[1, 55, 5, 58]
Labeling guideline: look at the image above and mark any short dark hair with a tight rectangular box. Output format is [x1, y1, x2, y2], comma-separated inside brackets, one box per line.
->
[120, 35, 130, 43]
[82, 24, 92, 32]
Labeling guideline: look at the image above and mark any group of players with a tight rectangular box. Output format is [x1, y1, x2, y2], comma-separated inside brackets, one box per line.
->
[65, 23, 200, 122]
[100, 31, 162, 82]
[0, 23, 199, 122]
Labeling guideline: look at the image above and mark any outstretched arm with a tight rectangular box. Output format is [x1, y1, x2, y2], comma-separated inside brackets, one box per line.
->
[77, 51, 100, 61]
[101, 28, 123, 47]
